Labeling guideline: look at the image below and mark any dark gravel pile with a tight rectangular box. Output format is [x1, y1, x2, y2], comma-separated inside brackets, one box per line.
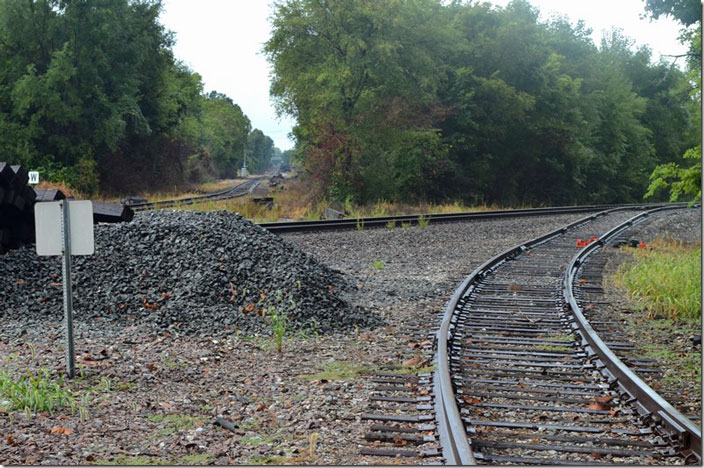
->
[0, 210, 380, 335]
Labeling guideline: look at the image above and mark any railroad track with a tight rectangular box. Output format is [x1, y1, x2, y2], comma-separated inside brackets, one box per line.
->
[261, 203, 682, 233]
[125, 177, 264, 211]
[430, 205, 701, 464]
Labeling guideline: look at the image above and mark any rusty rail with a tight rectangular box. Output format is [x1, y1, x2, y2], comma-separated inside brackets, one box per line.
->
[564, 204, 702, 463]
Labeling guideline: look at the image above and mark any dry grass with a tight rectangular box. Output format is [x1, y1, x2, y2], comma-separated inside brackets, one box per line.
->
[171, 184, 524, 222]
[119, 176, 531, 222]
[36, 181, 84, 199]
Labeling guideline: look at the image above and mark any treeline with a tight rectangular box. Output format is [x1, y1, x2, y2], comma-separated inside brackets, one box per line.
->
[266, 0, 701, 205]
[0, 0, 279, 195]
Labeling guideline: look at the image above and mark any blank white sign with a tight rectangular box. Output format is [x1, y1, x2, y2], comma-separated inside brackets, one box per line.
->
[35, 201, 94, 256]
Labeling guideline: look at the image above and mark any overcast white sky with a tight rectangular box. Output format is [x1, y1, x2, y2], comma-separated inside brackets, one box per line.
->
[159, 0, 689, 151]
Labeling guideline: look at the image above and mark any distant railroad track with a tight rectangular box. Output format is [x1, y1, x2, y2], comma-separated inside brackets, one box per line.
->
[434, 205, 700, 465]
[125, 177, 264, 211]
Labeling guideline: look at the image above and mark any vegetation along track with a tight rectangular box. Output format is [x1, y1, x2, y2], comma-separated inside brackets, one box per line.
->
[436, 205, 700, 465]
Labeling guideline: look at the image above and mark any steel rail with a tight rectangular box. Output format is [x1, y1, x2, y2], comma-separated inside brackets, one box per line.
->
[564, 204, 702, 462]
[434, 207, 628, 464]
[434, 202, 693, 464]
[261, 203, 679, 233]
[126, 177, 264, 211]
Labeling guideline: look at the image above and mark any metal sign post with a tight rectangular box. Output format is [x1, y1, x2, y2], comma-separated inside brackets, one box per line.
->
[35, 200, 94, 379]
[60, 200, 76, 378]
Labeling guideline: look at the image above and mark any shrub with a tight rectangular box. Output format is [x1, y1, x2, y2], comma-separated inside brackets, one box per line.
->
[616, 240, 701, 321]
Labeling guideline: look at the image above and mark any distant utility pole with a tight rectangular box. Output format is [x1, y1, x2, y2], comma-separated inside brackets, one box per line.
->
[241, 149, 249, 177]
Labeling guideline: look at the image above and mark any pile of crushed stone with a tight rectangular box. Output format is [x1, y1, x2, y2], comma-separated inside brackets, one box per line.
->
[0, 210, 381, 335]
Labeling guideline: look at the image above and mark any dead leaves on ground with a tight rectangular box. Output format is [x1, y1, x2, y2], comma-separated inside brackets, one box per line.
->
[587, 394, 613, 411]
[50, 426, 73, 436]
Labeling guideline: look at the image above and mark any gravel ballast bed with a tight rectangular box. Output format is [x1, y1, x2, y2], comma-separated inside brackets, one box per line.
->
[2, 208, 697, 465]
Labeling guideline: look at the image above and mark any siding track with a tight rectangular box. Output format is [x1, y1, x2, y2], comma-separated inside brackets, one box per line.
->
[435, 205, 701, 465]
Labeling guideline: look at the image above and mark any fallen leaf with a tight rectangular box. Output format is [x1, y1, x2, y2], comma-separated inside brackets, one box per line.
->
[6, 435, 17, 446]
[50, 426, 73, 435]
[393, 437, 408, 446]
[419, 340, 431, 346]
[403, 356, 422, 366]
[588, 401, 610, 411]
[242, 303, 256, 314]
[159, 402, 172, 410]
[463, 397, 482, 404]
[595, 395, 612, 405]
[161, 292, 170, 300]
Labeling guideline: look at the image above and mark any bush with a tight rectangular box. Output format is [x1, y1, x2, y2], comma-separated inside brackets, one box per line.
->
[616, 240, 701, 321]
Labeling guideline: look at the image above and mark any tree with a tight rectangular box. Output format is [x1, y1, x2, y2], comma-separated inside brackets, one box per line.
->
[264, 0, 455, 202]
[201, 91, 251, 178]
[246, 129, 275, 173]
[644, 0, 701, 203]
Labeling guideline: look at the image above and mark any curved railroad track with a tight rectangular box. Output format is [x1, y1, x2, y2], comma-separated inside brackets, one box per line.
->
[435, 205, 701, 465]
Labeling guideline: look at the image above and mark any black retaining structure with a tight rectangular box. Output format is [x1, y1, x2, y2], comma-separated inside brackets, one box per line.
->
[0, 162, 134, 253]
[0, 163, 37, 253]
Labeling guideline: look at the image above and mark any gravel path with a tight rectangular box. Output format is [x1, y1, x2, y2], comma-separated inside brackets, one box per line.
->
[1, 208, 699, 465]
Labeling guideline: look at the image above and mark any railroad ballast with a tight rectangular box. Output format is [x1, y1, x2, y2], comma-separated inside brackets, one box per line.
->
[0, 210, 381, 335]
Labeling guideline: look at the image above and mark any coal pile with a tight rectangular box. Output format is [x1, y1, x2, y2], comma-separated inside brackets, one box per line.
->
[0, 210, 381, 335]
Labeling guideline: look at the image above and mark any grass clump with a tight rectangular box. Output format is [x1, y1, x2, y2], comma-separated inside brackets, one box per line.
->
[615, 240, 701, 321]
[147, 413, 203, 436]
[267, 307, 290, 353]
[417, 214, 431, 228]
[300, 360, 372, 381]
[96, 455, 167, 465]
[0, 368, 74, 414]
[372, 260, 385, 270]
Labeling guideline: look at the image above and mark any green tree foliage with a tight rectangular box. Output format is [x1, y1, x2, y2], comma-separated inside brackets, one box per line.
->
[266, 0, 700, 205]
[265, 0, 455, 202]
[0, 0, 276, 194]
[200, 91, 251, 178]
[644, 0, 701, 203]
[247, 129, 276, 174]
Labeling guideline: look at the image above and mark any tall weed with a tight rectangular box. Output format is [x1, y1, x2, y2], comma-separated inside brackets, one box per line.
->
[615, 240, 701, 321]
